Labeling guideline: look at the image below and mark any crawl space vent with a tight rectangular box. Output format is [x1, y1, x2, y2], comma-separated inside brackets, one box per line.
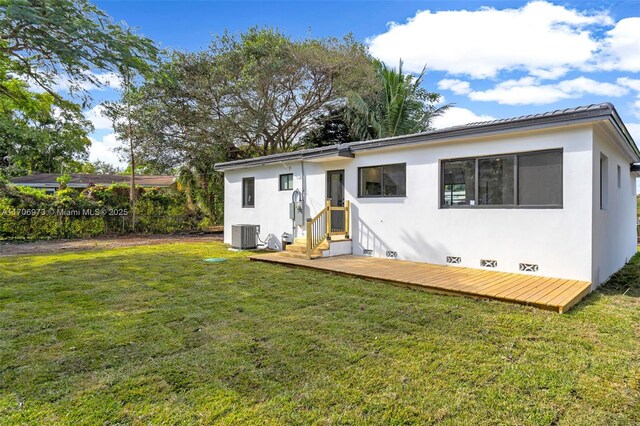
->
[519, 263, 539, 272]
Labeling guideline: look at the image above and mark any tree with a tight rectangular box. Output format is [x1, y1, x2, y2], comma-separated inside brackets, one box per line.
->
[0, 0, 158, 178]
[346, 60, 448, 140]
[0, 70, 91, 178]
[91, 160, 121, 175]
[301, 107, 353, 148]
[102, 67, 142, 229]
[106, 28, 377, 223]
[1, 0, 158, 107]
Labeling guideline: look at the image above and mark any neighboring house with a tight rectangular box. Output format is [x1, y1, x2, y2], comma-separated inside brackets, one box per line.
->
[214, 103, 639, 287]
[9, 173, 176, 193]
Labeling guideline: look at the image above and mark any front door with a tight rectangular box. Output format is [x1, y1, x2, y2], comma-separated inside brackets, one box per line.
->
[326, 170, 345, 232]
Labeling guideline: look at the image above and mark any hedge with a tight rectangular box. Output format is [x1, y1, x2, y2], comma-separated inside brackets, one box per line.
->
[0, 183, 205, 241]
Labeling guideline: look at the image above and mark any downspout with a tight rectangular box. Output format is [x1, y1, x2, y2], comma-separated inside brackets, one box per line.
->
[301, 160, 307, 225]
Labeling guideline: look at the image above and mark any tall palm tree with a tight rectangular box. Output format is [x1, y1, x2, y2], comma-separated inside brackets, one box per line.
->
[346, 60, 448, 141]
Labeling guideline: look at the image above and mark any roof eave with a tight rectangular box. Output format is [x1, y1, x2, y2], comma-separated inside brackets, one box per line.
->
[214, 145, 352, 171]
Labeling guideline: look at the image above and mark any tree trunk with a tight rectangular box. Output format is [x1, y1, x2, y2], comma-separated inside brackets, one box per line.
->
[124, 70, 137, 232]
[129, 135, 136, 232]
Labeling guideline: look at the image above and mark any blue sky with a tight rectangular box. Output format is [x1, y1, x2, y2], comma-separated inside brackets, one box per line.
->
[85, 0, 640, 166]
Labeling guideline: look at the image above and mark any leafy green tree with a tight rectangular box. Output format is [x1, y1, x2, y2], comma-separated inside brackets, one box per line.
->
[56, 173, 70, 189]
[301, 107, 353, 148]
[90, 160, 121, 175]
[0, 0, 158, 179]
[346, 60, 448, 140]
[106, 28, 377, 223]
[0, 71, 91, 178]
[1, 0, 158, 106]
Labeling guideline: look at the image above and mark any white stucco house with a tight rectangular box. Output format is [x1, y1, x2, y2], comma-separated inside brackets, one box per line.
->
[214, 103, 639, 287]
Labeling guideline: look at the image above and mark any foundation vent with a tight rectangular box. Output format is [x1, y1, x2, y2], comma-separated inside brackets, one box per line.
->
[446, 256, 461, 264]
[481, 259, 497, 268]
[363, 249, 373, 256]
[519, 263, 539, 272]
[386, 251, 398, 259]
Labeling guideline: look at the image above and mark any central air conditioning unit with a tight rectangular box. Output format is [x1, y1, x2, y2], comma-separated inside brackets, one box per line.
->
[231, 224, 259, 249]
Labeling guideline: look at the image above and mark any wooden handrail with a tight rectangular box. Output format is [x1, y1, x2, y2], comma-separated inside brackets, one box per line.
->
[306, 202, 330, 259]
[344, 200, 350, 238]
[305, 199, 350, 259]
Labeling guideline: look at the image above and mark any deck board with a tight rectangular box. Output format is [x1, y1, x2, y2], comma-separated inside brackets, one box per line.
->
[249, 253, 592, 313]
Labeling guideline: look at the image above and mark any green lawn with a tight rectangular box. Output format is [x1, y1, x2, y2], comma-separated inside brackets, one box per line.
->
[1, 242, 639, 425]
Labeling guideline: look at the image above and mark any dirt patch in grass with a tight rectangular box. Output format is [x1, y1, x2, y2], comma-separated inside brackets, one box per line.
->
[0, 233, 222, 257]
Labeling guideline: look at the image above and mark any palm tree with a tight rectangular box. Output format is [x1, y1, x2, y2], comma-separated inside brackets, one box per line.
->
[346, 60, 448, 141]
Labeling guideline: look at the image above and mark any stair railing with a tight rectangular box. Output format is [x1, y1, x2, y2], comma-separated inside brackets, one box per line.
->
[306, 199, 351, 259]
[306, 200, 330, 259]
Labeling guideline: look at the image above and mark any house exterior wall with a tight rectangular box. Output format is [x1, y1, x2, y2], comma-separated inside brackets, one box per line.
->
[591, 127, 638, 286]
[223, 125, 617, 283]
[345, 126, 594, 282]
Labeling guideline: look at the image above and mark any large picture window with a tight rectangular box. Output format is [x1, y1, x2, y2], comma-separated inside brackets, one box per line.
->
[441, 149, 562, 208]
[358, 163, 406, 197]
[242, 177, 254, 208]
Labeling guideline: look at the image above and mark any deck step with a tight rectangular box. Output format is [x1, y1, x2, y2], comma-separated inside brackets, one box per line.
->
[285, 243, 327, 253]
[276, 251, 323, 260]
[284, 243, 327, 257]
[294, 235, 350, 245]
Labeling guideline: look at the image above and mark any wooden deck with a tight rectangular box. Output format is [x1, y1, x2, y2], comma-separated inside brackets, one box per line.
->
[249, 253, 592, 313]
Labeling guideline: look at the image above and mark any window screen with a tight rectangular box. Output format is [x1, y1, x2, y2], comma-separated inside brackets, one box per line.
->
[382, 164, 406, 196]
[442, 159, 475, 206]
[518, 151, 562, 206]
[478, 156, 514, 206]
[279, 173, 293, 191]
[358, 164, 406, 197]
[242, 177, 254, 207]
[359, 166, 382, 196]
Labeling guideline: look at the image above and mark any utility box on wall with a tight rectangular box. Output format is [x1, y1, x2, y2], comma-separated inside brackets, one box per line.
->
[289, 202, 304, 226]
[231, 224, 259, 249]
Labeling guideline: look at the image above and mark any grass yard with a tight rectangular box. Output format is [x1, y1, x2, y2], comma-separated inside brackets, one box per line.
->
[0, 242, 639, 425]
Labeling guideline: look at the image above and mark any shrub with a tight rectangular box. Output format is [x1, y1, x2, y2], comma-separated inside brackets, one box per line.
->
[0, 183, 204, 240]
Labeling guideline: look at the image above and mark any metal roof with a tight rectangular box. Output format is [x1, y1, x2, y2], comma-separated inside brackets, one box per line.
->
[213, 103, 639, 171]
[9, 173, 175, 187]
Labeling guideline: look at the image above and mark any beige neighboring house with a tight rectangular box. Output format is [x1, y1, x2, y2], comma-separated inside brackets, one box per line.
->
[9, 173, 176, 194]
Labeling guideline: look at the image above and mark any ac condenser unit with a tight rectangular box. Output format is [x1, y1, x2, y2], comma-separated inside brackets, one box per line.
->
[231, 224, 259, 249]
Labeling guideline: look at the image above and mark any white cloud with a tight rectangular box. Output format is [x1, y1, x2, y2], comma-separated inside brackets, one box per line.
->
[89, 133, 127, 167]
[627, 123, 640, 145]
[445, 76, 629, 105]
[368, 1, 611, 78]
[52, 71, 121, 93]
[437, 79, 471, 95]
[25, 71, 121, 94]
[615, 78, 640, 119]
[617, 77, 640, 92]
[630, 99, 640, 120]
[596, 18, 640, 72]
[83, 105, 113, 130]
[555, 77, 627, 96]
[431, 107, 495, 129]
